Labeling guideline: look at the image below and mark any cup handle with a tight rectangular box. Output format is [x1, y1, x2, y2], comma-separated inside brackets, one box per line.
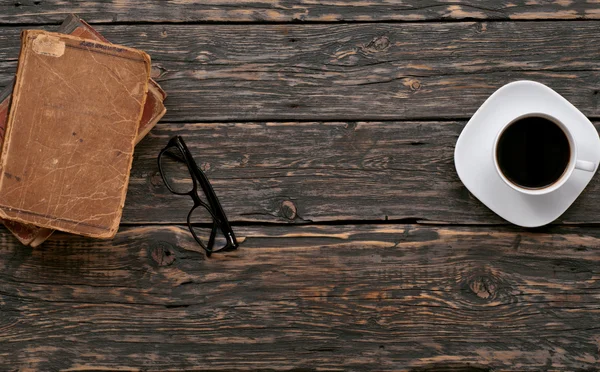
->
[575, 160, 596, 172]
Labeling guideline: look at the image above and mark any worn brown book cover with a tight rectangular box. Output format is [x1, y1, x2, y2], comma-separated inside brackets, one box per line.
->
[28, 227, 55, 248]
[0, 30, 150, 238]
[63, 14, 167, 143]
[0, 15, 166, 246]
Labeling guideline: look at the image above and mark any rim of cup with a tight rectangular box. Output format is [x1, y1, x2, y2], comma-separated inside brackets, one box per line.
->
[492, 113, 576, 196]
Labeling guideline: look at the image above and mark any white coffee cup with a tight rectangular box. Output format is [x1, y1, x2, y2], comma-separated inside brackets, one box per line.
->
[493, 112, 596, 196]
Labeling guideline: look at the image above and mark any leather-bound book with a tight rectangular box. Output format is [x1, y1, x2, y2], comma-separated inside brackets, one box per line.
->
[62, 14, 167, 142]
[0, 30, 150, 238]
[0, 15, 167, 246]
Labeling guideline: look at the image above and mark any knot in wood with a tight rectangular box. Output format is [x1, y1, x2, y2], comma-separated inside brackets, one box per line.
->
[469, 275, 497, 300]
[201, 162, 211, 172]
[239, 154, 250, 167]
[461, 270, 511, 304]
[150, 242, 176, 267]
[150, 171, 164, 188]
[403, 78, 421, 92]
[280, 200, 297, 220]
[364, 36, 390, 53]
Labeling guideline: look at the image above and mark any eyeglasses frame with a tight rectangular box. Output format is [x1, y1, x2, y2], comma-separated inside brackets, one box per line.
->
[158, 135, 238, 257]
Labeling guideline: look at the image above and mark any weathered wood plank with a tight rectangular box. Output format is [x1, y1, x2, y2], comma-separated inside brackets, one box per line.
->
[1, 22, 600, 121]
[0, 23, 598, 224]
[1, 224, 599, 370]
[120, 121, 600, 225]
[2, 0, 600, 24]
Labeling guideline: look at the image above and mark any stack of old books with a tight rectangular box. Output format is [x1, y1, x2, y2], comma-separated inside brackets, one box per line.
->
[0, 15, 166, 247]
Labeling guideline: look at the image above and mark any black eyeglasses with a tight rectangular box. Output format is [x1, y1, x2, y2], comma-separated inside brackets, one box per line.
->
[158, 136, 238, 257]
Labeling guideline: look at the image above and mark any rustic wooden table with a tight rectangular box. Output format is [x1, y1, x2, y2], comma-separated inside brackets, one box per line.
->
[1, 1, 600, 370]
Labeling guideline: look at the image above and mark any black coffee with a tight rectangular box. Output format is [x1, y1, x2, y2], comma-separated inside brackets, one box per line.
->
[496, 116, 570, 189]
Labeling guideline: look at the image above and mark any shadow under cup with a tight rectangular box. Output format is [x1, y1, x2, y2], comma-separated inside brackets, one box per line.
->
[495, 114, 572, 191]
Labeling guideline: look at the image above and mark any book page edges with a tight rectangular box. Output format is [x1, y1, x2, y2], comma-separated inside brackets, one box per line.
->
[105, 51, 152, 238]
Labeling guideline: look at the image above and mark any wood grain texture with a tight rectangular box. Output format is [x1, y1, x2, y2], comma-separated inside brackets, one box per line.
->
[1, 5, 599, 371]
[1, 224, 599, 370]
[2, 22, 600, 121]
[117, 121, 600, 225]
[1, 0, 600, 24]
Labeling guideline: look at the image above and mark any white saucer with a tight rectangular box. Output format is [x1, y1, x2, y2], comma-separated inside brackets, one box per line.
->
[455, 81, 600, 227]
